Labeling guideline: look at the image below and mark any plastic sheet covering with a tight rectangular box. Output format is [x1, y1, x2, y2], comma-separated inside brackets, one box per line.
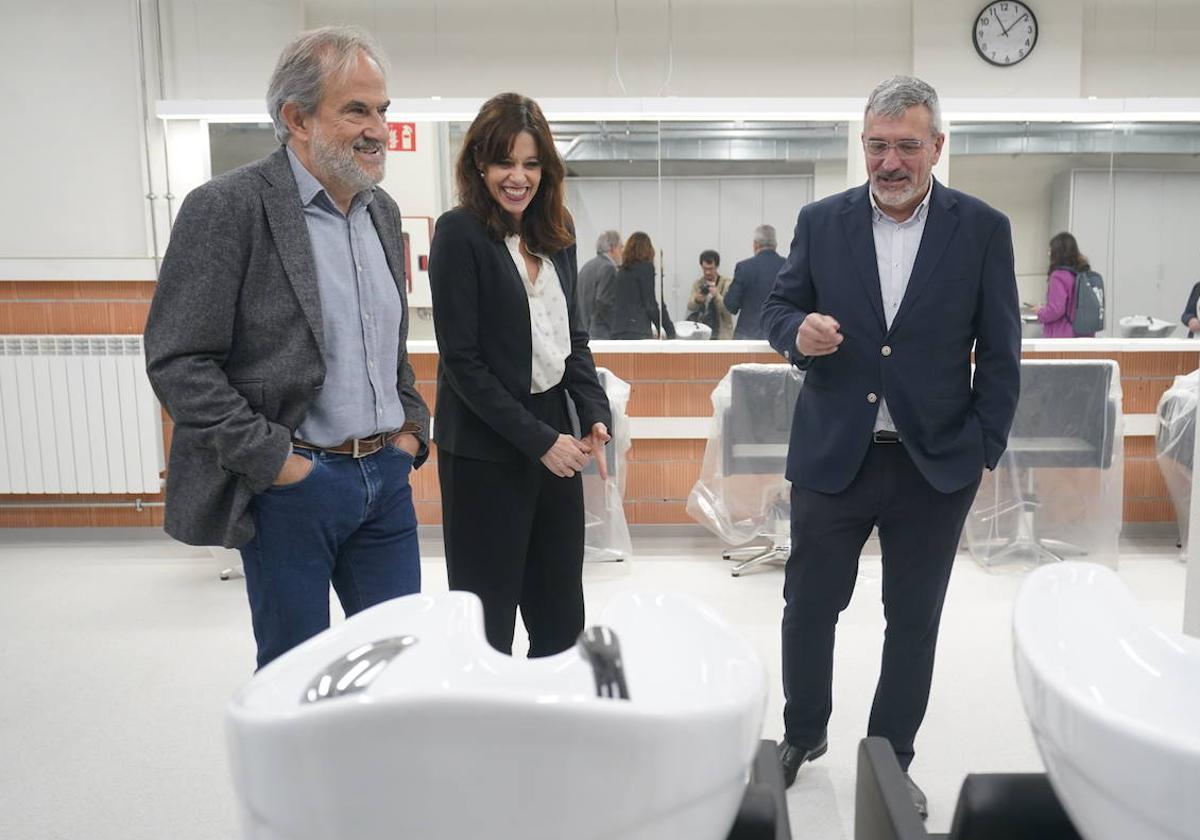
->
[965, 359, 1123, 571]
[686, 363, 804, 545]
[582, 368, 634, 562]
[1155, 369, 1198, 555]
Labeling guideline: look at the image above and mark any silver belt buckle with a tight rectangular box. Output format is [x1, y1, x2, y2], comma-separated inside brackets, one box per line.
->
[872, 431, 901, 444]
[353, 433, 388, 458]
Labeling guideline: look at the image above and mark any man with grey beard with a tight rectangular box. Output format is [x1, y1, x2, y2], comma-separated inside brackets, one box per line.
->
[144, 26, 429, 669]
[763, 75, 1020, 818]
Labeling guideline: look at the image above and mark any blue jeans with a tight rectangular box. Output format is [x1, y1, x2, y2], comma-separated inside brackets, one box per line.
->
[238, 443, 420, 669]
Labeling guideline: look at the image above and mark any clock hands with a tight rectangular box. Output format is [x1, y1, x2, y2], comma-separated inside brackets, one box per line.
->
[1000, 11, 1029, 37]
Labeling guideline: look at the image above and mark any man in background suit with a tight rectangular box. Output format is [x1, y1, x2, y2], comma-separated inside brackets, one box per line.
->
[725, 224, 785, 339]
[577, 230, 622, 338]
[761, 76, 1020, 817]
[144, 26, 429, 669]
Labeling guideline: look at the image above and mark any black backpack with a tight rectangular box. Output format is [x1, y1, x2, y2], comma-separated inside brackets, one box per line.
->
[1067, 268, 1105, 334]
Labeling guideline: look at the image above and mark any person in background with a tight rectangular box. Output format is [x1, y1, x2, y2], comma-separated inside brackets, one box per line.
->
[144, 26, 429, 670]
[428, 93, 612, 658]
[611, 231, 668, 339]
[686, 249, 733, 339]
[1035, 232, 1094, 338]
[1180, 281, 1200, 338]
[761, 75, 1020, 818]
[577, 230, 622, 338]
[726, 225, 786, 340]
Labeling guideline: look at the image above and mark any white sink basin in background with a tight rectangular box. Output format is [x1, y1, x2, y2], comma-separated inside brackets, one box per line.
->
[1013, 562, 1200, 840]
[227, 591, 767, 840]
[1119, 315, 1178, 338]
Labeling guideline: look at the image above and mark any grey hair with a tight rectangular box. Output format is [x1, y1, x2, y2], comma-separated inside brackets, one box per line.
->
[266, 26, 389, 145]
[753, 224, 777, 249]
[864, 75, 942, 135]
[595, 230, 622, 255]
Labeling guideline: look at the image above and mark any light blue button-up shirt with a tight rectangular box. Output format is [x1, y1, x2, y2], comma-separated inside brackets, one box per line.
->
[288, 149, 405, 447]
[869, 181, 931, 434]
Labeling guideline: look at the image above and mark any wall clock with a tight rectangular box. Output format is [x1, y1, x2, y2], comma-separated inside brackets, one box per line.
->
[973, 2, 1038, 67]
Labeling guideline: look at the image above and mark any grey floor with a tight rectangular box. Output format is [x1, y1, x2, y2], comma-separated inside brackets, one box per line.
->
[0, 526, 1187, 840]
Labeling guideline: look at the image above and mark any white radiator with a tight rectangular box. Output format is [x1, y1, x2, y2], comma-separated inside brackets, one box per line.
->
[0, 336, 163, 494]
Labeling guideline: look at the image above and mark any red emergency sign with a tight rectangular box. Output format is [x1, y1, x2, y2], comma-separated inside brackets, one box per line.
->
[387, 122, 416, 152]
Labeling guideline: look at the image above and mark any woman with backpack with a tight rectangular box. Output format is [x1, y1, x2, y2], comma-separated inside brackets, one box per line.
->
[1036, 232, 1095, 338]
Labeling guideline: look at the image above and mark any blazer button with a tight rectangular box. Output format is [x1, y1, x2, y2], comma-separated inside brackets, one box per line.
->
[867, 392, 878, 404]
[881, 345, 892, 356]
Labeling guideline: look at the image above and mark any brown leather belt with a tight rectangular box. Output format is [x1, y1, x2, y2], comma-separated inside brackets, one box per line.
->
[293, 432, 393, 458]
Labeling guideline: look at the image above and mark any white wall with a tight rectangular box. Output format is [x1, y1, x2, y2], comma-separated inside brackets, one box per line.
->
[302, 0, 913, 98]
[375, 121, 444, 231]
[951, 153, 1200, 331]
[10, 0, 1200, 277]
[156, 0, 1200, 101]
[915, 0, 1085, 97]
[160, 0, 302, 99]
[1082, 0, 1200, 96]
[1070, 168, 1200, 333]
[377, 121, 445, 341]
[952, 153, 1114, 304]
[0, 0, 150, 267]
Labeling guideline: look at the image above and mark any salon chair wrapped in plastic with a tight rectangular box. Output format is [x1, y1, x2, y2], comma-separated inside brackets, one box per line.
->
[1156, 369, 1197, 555]
[965, 360, 1122, 570]
[579, 368, 633, 562]
[686, 363, 804, 576]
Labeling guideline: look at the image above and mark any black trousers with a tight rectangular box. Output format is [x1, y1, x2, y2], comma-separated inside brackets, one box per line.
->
[438, 388, 585, 658]
[781, 440, 981, 770]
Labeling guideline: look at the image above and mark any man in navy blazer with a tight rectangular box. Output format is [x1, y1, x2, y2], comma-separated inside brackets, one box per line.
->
[725, 224, 785, 339]
[762, 76, 1020, 816]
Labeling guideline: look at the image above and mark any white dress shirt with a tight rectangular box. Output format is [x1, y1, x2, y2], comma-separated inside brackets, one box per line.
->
[869, 182, 932, 433]
[505, 235, 570, 394]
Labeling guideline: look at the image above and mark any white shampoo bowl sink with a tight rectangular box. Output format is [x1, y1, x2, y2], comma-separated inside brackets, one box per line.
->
[1013, 561, 1200, 840]
[227, 591, 766, 840]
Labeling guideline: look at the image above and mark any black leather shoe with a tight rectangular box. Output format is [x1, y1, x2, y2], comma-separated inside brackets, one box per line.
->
[777, 737, 828, 788]
[904, 773, 928, 820]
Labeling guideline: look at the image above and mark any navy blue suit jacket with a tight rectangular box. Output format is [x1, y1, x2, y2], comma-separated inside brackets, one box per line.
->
[726, 249, 785, 339]
[762, 180, 1021, 495]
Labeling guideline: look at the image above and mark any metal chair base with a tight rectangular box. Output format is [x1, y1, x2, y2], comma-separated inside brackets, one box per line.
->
[725, 542, 790, 577]
[974, 503, 1088, 567]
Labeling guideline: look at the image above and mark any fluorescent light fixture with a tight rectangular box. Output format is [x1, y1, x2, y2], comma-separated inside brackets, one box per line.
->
[155, 97, 1200, 124]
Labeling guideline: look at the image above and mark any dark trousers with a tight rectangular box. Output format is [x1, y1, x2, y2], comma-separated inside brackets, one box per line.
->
[438, 389, 585, 658]
[781, 440, 981, 770]
[239, 444, 420, 670]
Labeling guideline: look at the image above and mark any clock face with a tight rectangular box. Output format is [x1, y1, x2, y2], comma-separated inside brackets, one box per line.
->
[973, 1, 1038, 67]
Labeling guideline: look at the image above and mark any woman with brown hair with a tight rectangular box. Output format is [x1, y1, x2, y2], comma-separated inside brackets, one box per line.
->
[1036, 231, 1094, 338]
[611, 231, 667, 339]
[428, 92, 612, 657]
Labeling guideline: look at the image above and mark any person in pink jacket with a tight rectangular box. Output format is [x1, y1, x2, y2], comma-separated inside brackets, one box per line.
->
[1036, 232, 1094, 338]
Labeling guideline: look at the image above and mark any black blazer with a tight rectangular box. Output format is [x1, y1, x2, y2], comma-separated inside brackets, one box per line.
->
[145, 147, 429, 548]
[762, 179, 1021, 495]
[428, 208, 612, 462]
[726, 249, 785, 339]
[611, 261, 661, 339]
[1181, 281, 1200, 337]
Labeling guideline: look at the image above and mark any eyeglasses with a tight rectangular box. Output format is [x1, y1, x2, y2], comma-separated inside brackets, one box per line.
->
[863, 139, 929, 159]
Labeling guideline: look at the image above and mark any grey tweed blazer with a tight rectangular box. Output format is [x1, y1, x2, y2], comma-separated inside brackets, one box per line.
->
[144, 146, 430, 548]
